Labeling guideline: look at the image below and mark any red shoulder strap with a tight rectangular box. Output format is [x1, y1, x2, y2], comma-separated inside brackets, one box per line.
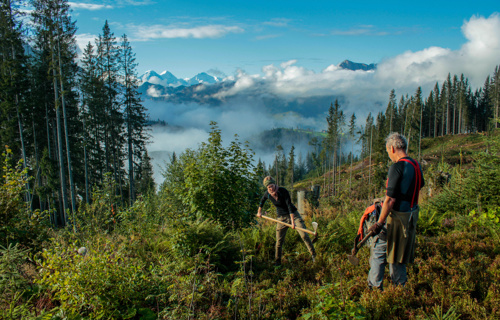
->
[398, 158, 422, 208]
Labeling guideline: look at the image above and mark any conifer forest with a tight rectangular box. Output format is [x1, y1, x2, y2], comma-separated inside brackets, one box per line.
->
[1, 0, 500, 319]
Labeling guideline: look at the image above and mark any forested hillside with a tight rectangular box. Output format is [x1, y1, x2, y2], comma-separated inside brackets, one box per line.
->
[1, 0, 153, 230]
[2, 123, 499, 319]
[2, 0, 500, 319]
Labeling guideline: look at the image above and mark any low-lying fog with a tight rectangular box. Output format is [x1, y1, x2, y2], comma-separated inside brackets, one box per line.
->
[145, 14, 500, 185]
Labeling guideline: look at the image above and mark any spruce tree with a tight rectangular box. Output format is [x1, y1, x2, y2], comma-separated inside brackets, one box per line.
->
[348, 113, 357, 191]
[119, 34, 148, 204]
[386, 89, 396, 133]
[136, 149, 155, 196]
[489, 66, 500, 129]
[285, 145, 295, 188]
[0, 0, 28, 158]
[425, 90, 435, 138]
[96, 21, 123, 193]
[323, 99, 344, 196]
[432, 83, 440, 137]
[0, 0, 31, 206]
[31, 0, 82, 225]
[445, 74, 452, 135]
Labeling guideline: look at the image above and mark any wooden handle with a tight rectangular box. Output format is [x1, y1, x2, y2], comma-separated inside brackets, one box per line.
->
[260, 215, 316, 235]
[355, 231, 374, 250]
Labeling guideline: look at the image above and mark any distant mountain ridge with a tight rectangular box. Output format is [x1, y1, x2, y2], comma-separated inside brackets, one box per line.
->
[338, 60, 377, 71]
[139, 60, 373, 117]
[138, 60, 375, 88]
[139, 70, 221, 87]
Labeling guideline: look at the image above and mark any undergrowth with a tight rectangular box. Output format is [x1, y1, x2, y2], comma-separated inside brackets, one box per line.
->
[1, 132, 499, 319]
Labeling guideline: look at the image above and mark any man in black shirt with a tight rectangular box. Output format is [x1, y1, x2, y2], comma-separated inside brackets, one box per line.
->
[257, 176, 316, 266]
[367, 132, 424, 289]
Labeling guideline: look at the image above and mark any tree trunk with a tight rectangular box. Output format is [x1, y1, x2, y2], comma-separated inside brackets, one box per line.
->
[349, 139, 353, 192]
[15, 103, 31, 199]
[10, 40, 31, 211]
[57, 40, 77, 229]
[453, 100, 457, 134]
[83, 120, 89, 204]
[434, 101, 437, 138]
[128, 123, 134, 205]
[32, 120, 43, 211]
[52, 51, 69, 226]
[446, 98, 450, 135]
[46, 104, 51, 156]
[368, 126, 372, 200]
[419, 101, 423, 162]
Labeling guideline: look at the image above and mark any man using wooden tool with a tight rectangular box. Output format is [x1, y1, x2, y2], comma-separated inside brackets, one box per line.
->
[257, 176, 316, 266]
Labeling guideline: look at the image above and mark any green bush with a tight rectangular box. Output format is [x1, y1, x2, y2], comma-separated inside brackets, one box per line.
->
[429, 149, 500, 217]
[0, 244, 31, 305]
[75, 173, 122, 234]
[0, 147, 50, 250]
[166, 218, 241, 273]
[412, 231, 499, 319]
[159, 122, 260, 229]
[35, 239, 155, 319]
[302, 282, 366, 319]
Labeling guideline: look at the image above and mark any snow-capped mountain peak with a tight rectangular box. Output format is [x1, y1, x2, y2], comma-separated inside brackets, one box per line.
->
[140, 70, 218, 87]
[139, 60, 374, 88]
[187, 72, 219, 85]
[141, 70, 164, 85]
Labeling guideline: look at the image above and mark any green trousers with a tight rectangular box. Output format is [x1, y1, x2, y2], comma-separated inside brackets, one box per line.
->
[275, 212, 316, 264]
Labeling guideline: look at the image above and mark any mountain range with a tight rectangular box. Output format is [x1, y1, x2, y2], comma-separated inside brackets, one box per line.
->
[138, 60, 376, 88]
[139, 59, 378, 121]
[139, 70, 222, 88]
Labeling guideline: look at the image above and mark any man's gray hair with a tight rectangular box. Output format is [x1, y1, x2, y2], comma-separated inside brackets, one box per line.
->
[385, 132, 407, 151]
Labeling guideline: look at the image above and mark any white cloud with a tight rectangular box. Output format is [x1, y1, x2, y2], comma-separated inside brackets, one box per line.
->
[75, 33, 96, 48]
[212, 14, 500, 107]
[263, 18, 292, 27]
[133, 24, 244, 39]
[145, 14, 500, 183]
[459, 13, 500, 82]
[330, 25, 389, 36]
[255, 34, 281, 41]
[69, 2, 113, 10]
[148, 125, 208, 184]
[149, 126, 207, 153]
[74, 33, 97, 61]
[120, 0, 154, 5]
[145, 98, 322, 185]
[146, 86, 169, 98]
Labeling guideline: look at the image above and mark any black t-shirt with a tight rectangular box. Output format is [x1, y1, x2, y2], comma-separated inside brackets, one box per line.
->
[386, 157, 425, 212]
[259, 187, 297, 216]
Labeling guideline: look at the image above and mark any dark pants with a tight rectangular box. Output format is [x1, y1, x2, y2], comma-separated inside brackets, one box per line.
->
[275, 212, 316, 264]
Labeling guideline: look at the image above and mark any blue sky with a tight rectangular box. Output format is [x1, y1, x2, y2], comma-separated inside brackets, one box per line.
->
[68, 0, 499, 78]
[59, 0, 500, 183]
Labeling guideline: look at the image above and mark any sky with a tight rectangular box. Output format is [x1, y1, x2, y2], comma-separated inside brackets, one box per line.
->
[68, 0, 499, 79]
[61, 0, 500, 183]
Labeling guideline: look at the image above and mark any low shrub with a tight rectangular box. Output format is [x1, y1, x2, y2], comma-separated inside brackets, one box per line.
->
[35, 239, 155, 319]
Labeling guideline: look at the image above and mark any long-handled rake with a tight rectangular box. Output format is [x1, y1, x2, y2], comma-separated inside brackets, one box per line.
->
[259, 214, 319, 242]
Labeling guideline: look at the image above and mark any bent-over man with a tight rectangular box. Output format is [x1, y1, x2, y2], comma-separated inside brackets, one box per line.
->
[257, 176, 316, 266]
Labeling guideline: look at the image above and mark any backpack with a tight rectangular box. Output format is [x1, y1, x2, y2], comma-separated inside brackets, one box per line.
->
[355, 199, 384, 247]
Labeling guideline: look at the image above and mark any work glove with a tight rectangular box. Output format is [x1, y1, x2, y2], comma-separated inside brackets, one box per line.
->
[367, 222, 384, 235]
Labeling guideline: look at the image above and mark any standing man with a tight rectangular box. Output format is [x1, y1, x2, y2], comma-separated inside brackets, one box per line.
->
[367, 133, 424, 289]
[257, 176, 316, 266]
